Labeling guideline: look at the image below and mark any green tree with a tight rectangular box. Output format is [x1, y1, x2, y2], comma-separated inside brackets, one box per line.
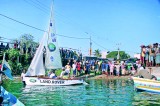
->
[20, 34, 34, 47]
[19, 34, 38, 53]
[5, 49, 22, 75]
[107, 51, 130, 60]
[3, 34, 38, 75]
[94, 49, 101, 57]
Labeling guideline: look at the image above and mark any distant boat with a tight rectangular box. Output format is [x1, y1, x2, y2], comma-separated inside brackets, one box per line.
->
[24, 4, 85, 86]
[132, 77, 160, 93]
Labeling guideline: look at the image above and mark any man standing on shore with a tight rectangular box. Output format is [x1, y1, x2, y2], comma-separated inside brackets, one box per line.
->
[21, 69, 26, 86]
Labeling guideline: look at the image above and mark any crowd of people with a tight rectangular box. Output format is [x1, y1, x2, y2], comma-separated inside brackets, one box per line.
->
[49, 58, 143, 79]
[4, 41, 158, 80]
[0, 42, 83, 65]
[0, 43, 10, 51]
[59, 48, 82, 66]
[140, 43, 160, 67]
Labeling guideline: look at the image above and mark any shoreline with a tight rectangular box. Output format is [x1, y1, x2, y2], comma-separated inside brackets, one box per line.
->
[88, 74, 130, 80]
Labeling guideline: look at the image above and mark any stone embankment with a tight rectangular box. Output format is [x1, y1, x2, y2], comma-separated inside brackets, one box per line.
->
[89, 74, 130, 80]
[146, 67, 160, 77]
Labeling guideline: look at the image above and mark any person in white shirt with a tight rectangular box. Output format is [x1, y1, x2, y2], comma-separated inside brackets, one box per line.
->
[49, 71, 57, 79]
[115, 64, 120, 76]
[21, 69, 26, 86]
[60, 66, 70, 79]
[72, 62, 77, 77]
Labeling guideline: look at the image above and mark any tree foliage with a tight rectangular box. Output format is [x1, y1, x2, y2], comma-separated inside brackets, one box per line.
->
[94, 49, 101, 57]
[19, 34, 34, 47]
[5, 49, 22, 75]
[106, 51, 130, 60]
[2, 34, 38, 75]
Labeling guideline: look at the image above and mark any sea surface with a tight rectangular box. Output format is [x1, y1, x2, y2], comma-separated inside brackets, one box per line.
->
[3, 78, 160, 106]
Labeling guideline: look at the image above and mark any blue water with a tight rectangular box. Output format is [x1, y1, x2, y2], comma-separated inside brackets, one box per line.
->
[4, 79, 160, 106]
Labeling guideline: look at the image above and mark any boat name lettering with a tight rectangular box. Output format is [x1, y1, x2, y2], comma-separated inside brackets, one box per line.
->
[40, 80, 51, 83]
[40, 80, 65, 84]
[52, 80, 65, 84]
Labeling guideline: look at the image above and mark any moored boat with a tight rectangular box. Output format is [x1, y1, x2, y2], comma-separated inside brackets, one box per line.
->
[132, 77, 160, 93]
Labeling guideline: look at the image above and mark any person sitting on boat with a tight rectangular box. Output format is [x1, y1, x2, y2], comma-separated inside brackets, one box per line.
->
[60, 65, 70, 79]
[133, 67, 157, 80]
[48, 71, 51, 77]
[49, 70, 57, 79]
[64, 63, 71, 76]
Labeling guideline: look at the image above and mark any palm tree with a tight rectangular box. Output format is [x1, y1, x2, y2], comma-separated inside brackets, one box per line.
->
[94, 49, 101, 57]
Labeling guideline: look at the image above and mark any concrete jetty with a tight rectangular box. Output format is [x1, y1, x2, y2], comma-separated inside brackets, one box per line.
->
[146, 67, 160, 77]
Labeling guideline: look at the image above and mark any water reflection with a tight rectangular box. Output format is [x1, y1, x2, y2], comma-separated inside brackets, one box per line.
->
[4, 79, 160, 106]
[132, 92, 160, 105]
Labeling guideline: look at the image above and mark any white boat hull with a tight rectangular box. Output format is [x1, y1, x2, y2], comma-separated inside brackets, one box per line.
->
[24, 77, 85, 86]
[132, 77, 160, 93]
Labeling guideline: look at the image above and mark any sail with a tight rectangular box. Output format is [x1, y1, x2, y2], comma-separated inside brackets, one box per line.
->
[45, 5, 62, 69]
[26, 3, 62, 76]
[26, 34, 46, 76]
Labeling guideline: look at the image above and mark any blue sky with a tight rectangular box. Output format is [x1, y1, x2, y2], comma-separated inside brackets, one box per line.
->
[0, 0, 160, 57]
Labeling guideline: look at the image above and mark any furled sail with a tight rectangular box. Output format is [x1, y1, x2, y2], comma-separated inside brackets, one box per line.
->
[45, 5, 62, 69]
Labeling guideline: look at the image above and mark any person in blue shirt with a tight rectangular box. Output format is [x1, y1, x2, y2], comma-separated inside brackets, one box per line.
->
[105, 61, 109, 75]
[85, 62, 91, 76]
[101, 61, 107, 75]
[49, 70, 57, 79]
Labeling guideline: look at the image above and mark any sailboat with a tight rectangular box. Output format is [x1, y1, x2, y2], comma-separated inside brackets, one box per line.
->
[24, 4, 85, 86]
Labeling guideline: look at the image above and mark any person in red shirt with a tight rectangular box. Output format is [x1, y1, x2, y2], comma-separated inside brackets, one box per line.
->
[76, 61, 81, 76]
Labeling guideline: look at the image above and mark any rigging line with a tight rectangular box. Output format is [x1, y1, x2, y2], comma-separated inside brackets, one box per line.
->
[0, 21, 24, 34]
[91, 40, 107, 50]
[56, 34, 90, 39]
[0, 36, 15, 41]
[26, 0, 105, 40]
[0, 13, 48, 33]
[0, 14, 86, 40]
[23, 0, 49, 15]
[92, 39, 138, 54]
[25, 0, 101, 39]
[35, 0, 50, 11]
[33, 0, 89, 36]
[30, 0, 50, 11]
[24, 0, 88, 38]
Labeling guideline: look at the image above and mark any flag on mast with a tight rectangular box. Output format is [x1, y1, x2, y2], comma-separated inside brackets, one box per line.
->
[1, 53, 13, 80]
